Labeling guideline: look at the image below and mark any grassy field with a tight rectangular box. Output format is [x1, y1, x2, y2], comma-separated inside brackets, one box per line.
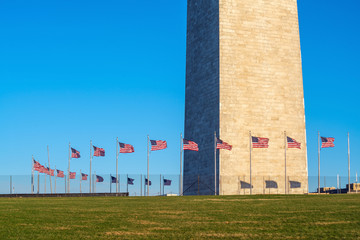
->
[0, 194, 359, 239]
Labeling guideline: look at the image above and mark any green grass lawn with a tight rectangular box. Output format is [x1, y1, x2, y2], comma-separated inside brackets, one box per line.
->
[0, 194, 359, 239]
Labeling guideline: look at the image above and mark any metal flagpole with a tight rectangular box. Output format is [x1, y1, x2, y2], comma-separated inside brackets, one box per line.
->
[37, 171, 40, 194]
[54, 166, 57, 194]
[68, 142, 71, 193]
[80, 169, 82, 194]
[163, 175, 165, 196]
[47, 145, 53, 194]
[147, 135, 150, 196]
[90, 140, 92, 193]
[44, 165, 47, 193]
[249, 131, 252, 195]
[31, 155, 34, 194]
[348, 132, 350, 193]
[116, 137, 119, 193]
[180, 133, 183, 196]
[110, 174, 112, 193]
[64, 174, 66, 193]
[10, 176, 12, 194]
[284, 131, 287, 194]
[318, 131, 320, 194]
[214, 131, 217, 195]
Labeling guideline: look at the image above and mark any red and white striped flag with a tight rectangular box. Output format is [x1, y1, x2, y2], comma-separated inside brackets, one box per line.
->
[321, 137, 335, 148]
[119, 142, 135, 153]
[57, 170, 65, 178]
[33, 160, 42, 171]
[183, 139, 199, 151]
[150, 140, 167, 151]
[287, 137, 301, 149]
[81, 173, 88, 180]
[93, 146, 105, 157]
[69, 172, 76, 179]
[71, 148, 80, 158]
[252, 137, 269, 148]
[216, 138, 232, 150]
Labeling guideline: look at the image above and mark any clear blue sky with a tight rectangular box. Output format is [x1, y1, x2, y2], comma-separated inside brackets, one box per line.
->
[1, 0, 359, 182]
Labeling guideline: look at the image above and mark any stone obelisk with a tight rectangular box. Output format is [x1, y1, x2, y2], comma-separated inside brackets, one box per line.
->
[184, 0, 308, 195]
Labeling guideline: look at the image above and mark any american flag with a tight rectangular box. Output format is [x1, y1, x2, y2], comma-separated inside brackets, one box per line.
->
[45, 167, 50, 175]
[127, 177, 134, 185]
[252, 137, 269, 148]
[57, 170, 64, 178]
[111, 176, 117, 183]
[33, 160, 42, 171]
[216, 138, 232, 150]
[81, 173, 88, 180]
[163, 179, 172, 186]
[71, 148, 80, 158]
[150, 140, 167, 151]
[321, 137, 335, 148]
[93, 146, 105, 157]
[119, 142, 135, 153]
[39, 165, 46, 174]
[287, 137, 301, 149]
[183, 139, 199, 151]
[145, 178, 152, 186]
[69, 172, 76, 179]
[96, 175, 104, 183]
[49, 169, 55, 176]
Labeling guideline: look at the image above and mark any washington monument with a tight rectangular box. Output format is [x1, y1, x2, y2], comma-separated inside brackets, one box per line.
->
[184, 0, 308, 195]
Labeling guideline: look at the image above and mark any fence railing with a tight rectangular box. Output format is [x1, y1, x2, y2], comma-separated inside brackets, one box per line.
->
[1, 175, 358, 195]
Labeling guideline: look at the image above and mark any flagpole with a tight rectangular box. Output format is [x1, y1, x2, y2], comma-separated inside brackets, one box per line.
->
[64, 174, 66, 193]
[348, 132, 350, 193]
[47, 145, 53, 194]
[54, 165, 57, 194]
[44, 164, 47, 193]
[249, 131, 252, 195]
[284, 131, 287, 194]
[127, 174, 129, 194]
[90, 140, 92, 193]
[214, 131, 217, 196]
[31, 155, 34, 194]
[94, 171, 96, 193]
[110, 174, 112, 193]
[318, 131, 320, 194]
[180, 133, 183, 196]
[116, 137, 119, 193]
[80, 169, 82, 194]
[68, 142, 71, 193]
[37, 171, 39, 194]
[163, 175, 165, 196]
[147, 135, 150, 196]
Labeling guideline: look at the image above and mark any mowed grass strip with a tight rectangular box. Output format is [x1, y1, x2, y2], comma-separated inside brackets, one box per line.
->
[0, 194, 359, 239]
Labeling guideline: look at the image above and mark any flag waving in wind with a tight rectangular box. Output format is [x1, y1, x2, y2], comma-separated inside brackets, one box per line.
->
[216, 138, 232, 150]
[57, 170, 64, 178]
[96, 175, 104, 182]
[69, 172, 76, 179]
[287, 137, 301, 149]
[145, 178, 152, 185]
[119, 142, 135, 153]
[164, 179, 172, 186]
[150, 140, 167, 151]
[127, 177, 134, 185]
[183, 139, 199, 151]
[252, 137, 269, 148]
[321, 137, 335, 148]
[111, 176, 117, 183]
[93, 146, 105, 157]
[71, 148, 80, 158]
[81, 173, 88, 180]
